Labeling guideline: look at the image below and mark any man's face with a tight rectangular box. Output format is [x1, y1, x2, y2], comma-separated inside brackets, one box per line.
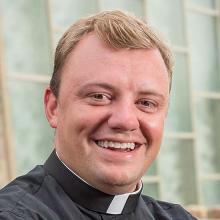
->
[45, 33, 170, 194]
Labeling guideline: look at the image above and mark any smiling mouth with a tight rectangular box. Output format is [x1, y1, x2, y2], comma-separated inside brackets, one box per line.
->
[95, 140, 140, 152]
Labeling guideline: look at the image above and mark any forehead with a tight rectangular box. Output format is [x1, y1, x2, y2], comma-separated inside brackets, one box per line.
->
[60, 33, 169, 94]
[66, 32, 161, 63]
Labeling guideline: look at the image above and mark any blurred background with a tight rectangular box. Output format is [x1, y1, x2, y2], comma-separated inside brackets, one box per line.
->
[0, 0, 220, 215]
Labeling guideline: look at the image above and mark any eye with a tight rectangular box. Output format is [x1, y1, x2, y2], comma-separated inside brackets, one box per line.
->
[91, 93, 107, 100]
[136, 99, 157, 112]
[88, 92, 112, 105]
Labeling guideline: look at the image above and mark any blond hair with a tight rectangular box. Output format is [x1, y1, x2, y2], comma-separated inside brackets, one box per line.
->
[50, 10, 173, 96]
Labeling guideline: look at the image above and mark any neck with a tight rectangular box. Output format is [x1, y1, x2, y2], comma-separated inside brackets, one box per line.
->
[44, 150, 143, 215]
[56, 150, 141, 195]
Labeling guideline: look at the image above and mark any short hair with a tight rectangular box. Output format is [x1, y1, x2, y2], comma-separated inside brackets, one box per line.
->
[50, 10, 173, 97]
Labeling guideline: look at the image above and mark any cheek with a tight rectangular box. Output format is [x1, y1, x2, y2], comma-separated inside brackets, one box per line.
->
[151, 118, 165, 138]
[63, 106, 109, 136]
[141, 115, 166, 139]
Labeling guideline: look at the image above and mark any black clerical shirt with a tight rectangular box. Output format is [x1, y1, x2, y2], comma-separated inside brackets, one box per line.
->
[0, 151, 197, 219]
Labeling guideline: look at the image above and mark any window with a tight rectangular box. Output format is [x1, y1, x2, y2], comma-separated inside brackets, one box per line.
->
[1, 0, 220, 206]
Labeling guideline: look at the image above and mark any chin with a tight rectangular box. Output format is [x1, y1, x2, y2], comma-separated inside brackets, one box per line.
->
[98, 169, 140, 193]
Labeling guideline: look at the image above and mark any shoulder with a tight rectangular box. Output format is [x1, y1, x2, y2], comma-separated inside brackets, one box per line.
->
[0, 211, 25, 220]
[141, 194, 197, 220]
[0, 166, 47, 218]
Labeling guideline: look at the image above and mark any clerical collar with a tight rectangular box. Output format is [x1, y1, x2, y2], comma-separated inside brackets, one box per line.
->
[44, 150, 143, 214]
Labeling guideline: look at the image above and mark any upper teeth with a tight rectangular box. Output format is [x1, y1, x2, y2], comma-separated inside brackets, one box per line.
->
[97, 140, 135, 150]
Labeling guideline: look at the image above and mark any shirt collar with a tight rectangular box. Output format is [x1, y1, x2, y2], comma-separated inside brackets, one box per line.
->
[44, 150, 143, 214]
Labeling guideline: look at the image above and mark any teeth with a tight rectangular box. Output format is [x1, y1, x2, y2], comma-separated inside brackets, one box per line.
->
[97, 140, 135, 150]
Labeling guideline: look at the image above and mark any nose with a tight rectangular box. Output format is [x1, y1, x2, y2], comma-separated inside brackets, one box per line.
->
[108, 103, 140, 132]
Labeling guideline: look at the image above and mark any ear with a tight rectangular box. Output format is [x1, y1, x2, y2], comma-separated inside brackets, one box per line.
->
[44, 87, 58, 128]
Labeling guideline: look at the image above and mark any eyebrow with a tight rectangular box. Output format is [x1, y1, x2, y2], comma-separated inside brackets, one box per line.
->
[81, 82, 116, 90]
[138, 90, 166, 101]
[75, 82, 116, 96]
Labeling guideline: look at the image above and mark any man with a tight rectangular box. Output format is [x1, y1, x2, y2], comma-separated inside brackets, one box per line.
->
[0, 10, 196, 219]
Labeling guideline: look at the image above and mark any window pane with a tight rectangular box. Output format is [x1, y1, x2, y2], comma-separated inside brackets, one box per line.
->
[51, 0, 98, 27]
[148, 0, 186, 46]
[188, 13, 220, 92]
[201, 180, 220, 205]
[165, 53, 192, 132]
[190, 0, 216, 8]
[160, 139, 197, 205]
[143, 182, 159, 199]
[0, 104, 7, 186]
[2, 0, 52, 74]
[101, 0, 144, 18]
[7, 81, 53, 175]
[0, 101, 3, 146]
[195, 98, 220, 174]
[53, 31, 64, 52]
